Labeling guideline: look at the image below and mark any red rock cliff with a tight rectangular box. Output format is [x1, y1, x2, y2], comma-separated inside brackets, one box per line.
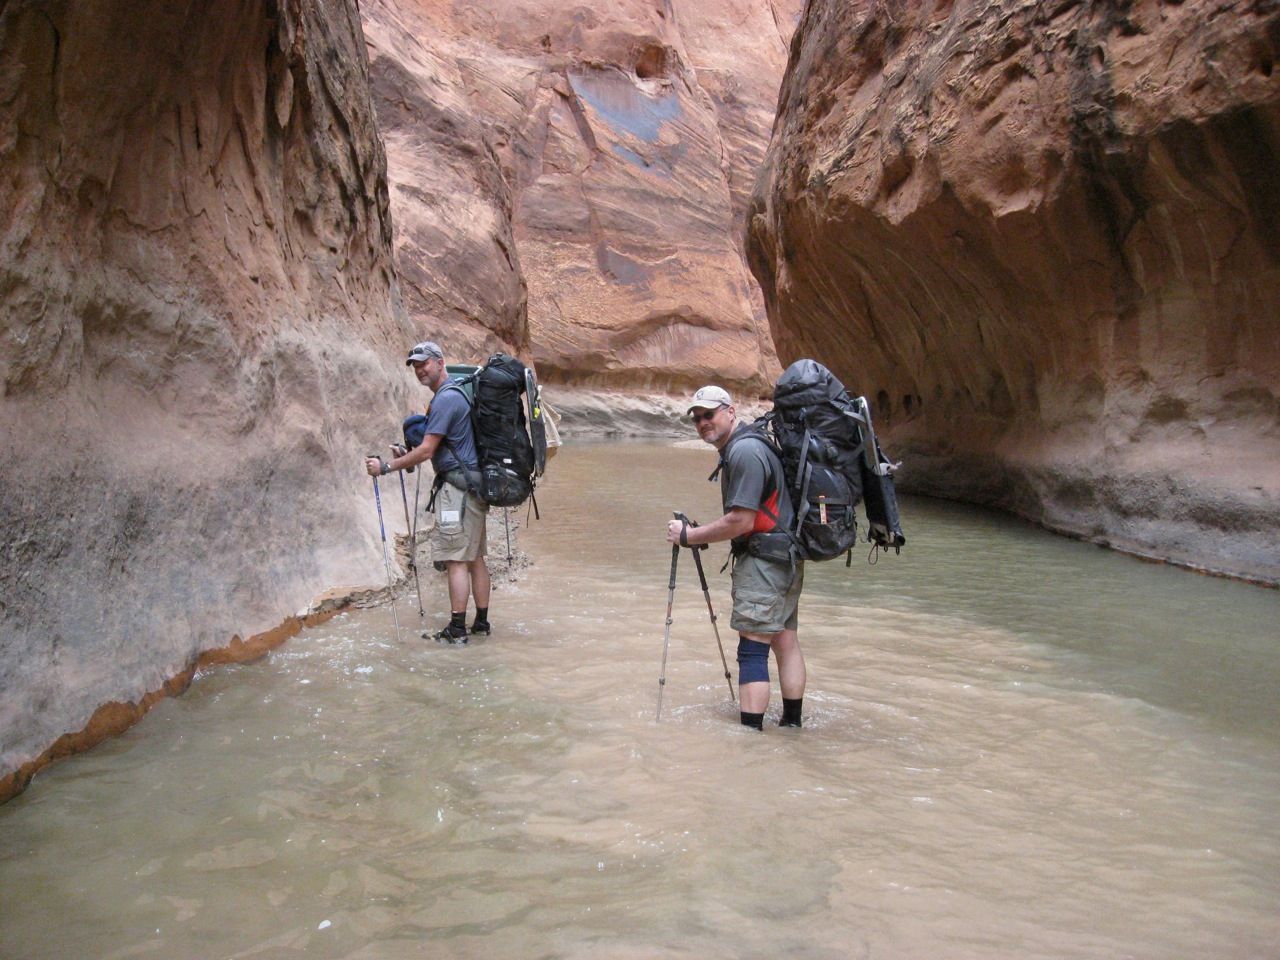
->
[362, 0, 801, 393]
[0, 0, 409, 797]
[748, 0, 1280, 583]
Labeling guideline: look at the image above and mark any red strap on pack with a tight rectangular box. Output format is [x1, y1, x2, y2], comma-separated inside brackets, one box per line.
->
[752, 489, 780, 534]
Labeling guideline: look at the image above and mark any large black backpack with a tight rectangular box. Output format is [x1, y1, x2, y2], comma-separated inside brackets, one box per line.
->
[764, 359, 905, 562]
[403, 353, 547, 510]
[470, 353, 539, 507]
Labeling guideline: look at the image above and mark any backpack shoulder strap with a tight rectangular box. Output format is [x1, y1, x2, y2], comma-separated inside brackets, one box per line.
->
[432, 376, 478, 467]
[708, 418, 782, 482]
[436, 377, 474, 406]
[711, 417, 801, 557]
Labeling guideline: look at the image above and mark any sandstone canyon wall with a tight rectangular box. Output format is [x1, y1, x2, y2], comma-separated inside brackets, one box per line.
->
[0, 0, 411, 799]
[749, 0, 1280, 583]
[362, 0, 801, 395]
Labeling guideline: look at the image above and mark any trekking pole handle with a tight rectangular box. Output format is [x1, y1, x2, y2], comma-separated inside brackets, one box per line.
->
[673, 511, 706, 551]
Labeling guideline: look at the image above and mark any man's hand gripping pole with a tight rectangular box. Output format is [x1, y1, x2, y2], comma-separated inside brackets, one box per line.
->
[674, 512, 735, 705]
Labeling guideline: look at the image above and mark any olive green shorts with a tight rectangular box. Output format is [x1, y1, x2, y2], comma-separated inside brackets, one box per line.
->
[729, 554, 804, 635]
[428, 481, 488, 563]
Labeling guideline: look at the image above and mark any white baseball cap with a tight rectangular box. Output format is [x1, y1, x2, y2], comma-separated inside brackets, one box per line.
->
[686, 385, 732, 414]
[406, 341, 444, 364]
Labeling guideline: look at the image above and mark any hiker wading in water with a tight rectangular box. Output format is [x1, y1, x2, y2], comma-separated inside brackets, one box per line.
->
[666, 386, 807, 729]
[364, 341, 491, 644]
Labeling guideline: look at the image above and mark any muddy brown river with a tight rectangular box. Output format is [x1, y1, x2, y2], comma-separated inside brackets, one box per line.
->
[2, 441, 1278, 958]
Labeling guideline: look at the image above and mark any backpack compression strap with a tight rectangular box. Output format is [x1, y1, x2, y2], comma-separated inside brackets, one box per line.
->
[794, 426, 813, 531]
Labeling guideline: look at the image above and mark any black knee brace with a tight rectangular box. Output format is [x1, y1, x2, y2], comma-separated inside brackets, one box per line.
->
[736, 636, 770, 684]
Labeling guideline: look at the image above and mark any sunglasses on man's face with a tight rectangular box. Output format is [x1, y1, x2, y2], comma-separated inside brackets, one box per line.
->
[690, 406, 723, 424]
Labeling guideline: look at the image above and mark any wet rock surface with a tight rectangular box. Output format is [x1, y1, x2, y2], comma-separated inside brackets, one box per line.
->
[0, 0, 408, 797]
[362, 0, 800, 393]
[748, 0, 1280, 583]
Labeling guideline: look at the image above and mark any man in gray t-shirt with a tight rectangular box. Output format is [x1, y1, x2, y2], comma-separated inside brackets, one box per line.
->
[665, 385, 807, 730]
[364, 340, 491, 645]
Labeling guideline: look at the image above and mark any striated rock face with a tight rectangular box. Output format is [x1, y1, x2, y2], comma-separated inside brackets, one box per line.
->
[362, 0, 529, 360]
[0, 0, 410, 797]
[749, 0, 1280, 583]
[362, 0, 800, 393]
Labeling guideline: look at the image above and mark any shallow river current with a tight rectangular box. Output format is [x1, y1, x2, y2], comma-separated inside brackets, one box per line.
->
[2, 441, 1278, 959]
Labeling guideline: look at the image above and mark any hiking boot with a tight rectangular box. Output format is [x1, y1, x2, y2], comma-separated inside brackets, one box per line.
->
[430, 623, 469, 645]
[470, 619, 491, 636]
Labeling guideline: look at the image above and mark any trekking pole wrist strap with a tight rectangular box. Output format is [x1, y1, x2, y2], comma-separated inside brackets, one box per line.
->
[380, 458, 391, 475]
[679, 518, 689, 547]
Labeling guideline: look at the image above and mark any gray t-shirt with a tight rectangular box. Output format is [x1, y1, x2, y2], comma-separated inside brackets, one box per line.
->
[719, 424, 793, 534]
[424, 382, 478, 473]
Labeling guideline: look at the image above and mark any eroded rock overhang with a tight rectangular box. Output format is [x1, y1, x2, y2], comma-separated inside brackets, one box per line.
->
[748, 0, 1280, 583]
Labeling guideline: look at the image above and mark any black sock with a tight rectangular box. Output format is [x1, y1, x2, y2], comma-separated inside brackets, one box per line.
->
[450, 611, 466, 630]
[780, 698, 803, 727]
[474, 607, 488, 624]
[740, 711, 765, 730]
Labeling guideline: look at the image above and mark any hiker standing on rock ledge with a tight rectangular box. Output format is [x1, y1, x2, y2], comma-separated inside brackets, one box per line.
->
[666, 386, 807, 729]
[364, 341, 491, 645]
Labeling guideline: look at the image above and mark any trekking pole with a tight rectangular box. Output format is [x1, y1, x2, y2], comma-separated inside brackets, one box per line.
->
[504, 508, 513, 567]
[396, 463, 425, 618]
[411, 466, 423, 580]
[368, 460, 403, 644]
[655, 516, 681, 721]
[676, 512, 735, 704]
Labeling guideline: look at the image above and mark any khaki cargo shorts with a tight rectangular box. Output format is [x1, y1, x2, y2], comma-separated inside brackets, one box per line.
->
[729, 553, 803, 635]
[428, 481, 488, 563]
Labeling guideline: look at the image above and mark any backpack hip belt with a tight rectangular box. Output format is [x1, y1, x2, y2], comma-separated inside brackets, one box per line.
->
[426, 467, 478, 511]
[743, 530, 796, 564]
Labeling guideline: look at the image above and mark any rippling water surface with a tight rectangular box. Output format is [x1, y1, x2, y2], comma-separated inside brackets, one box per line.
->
[2, 441, 1278, 959]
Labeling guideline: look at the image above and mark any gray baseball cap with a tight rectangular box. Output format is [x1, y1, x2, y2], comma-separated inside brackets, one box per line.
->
[406, 341, 444, 365]
[686, 385, 732, 413]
